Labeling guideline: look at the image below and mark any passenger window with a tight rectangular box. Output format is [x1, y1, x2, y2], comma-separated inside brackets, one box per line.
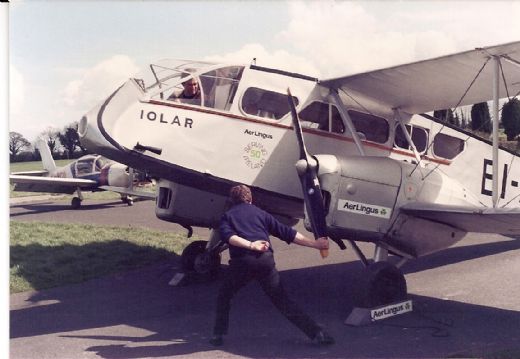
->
[298, 102, 345, 134]
[433, 133, 465, 159]
[348, 110, 389, 144]
[394, 124, 428, 153]
[241, 87, 298, 120]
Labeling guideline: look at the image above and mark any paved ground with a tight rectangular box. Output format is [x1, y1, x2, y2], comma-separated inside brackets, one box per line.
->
[10, 197, 520, 358]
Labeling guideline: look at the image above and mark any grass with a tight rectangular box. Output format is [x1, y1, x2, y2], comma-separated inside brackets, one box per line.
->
[10, 159, 71, 173]
[10, 221, 193, 293]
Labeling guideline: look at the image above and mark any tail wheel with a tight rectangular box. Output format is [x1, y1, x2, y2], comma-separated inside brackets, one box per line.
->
[362, 262, 407, 308]
[181, 240, 221, 278]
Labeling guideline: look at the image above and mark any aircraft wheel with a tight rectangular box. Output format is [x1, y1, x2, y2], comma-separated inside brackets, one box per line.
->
[126, 197, 134, 206]
[181, 240, 221, 278]
[71, 197, 82, 209]
[362, 262, 407, 308]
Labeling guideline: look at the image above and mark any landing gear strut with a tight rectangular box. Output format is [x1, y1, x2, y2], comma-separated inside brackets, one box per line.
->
[121, 195, 134, 206]
[177, 230, 228, 283]
[362, 261, 407, 308]
[349, 241, 409, 307]
[181, 240, 221, 278]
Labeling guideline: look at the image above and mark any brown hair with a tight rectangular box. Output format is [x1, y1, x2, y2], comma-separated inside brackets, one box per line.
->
[229, 184, 252, 205]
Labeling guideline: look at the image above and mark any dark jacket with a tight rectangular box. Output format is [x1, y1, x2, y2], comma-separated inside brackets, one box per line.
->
[220, 203, 296, 258]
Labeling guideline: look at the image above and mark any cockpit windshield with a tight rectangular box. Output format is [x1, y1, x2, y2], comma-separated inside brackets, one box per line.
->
[134, 60, 244, 111]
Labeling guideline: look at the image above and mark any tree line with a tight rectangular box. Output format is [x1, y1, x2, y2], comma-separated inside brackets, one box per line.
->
[9, 121, 91, 162]
[433, 98, 520, 138]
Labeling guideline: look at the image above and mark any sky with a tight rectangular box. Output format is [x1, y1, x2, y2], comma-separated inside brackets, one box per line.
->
[8, 0, 520, 143]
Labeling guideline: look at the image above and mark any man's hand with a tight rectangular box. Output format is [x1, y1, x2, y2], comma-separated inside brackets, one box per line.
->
[315, 237, 329, 250]
[316, 237, 329, 259]
[251, 240, 270, 252]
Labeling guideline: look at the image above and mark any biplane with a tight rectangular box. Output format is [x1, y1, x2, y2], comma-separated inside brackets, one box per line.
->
[78, 41, 520, 305]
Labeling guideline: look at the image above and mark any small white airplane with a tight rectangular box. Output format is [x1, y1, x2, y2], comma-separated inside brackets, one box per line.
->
[78, 41, 520, 306]
[10, 138, 155, 209]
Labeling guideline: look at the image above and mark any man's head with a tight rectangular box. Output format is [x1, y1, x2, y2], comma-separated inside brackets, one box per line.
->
[182, 78, 199, 97]
[229, 184, 252, 205]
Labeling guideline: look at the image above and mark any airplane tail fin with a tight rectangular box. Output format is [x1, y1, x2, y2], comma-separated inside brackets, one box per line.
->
[35, 137, 57, 172]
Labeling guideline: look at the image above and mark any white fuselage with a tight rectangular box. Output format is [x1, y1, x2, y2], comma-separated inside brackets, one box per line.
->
[79, 60, 520, 216]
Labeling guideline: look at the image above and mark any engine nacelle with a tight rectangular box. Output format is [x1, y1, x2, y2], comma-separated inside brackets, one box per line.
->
[155, 180, 228, 228]
[315, 155, 402, 242]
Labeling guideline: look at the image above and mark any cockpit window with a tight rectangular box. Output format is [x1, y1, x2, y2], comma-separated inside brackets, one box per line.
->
[199, 66, 244, 110]
[139, 60, 244, 110]
[347, 110, 389, 144]
[433, 133, 465, 159]
[76, 158, 94, 176]
[94, 157, 111, 171]
[241, 87, 298, 120]
[298, 102, 345, 134]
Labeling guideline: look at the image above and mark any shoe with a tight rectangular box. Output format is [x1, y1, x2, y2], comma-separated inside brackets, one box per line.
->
[209, 334, 223, 346]
[313, 330, 334, 345]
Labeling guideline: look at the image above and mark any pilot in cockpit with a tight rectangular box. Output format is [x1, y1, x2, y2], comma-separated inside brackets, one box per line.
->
[167, 70, 202, 106]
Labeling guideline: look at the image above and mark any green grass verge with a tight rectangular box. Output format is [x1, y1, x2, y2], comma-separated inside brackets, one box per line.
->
[10, 159, 71, 173]
[10, 221, 193, 293]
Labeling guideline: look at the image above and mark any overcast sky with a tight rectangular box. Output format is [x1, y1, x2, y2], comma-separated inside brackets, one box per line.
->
[8, 0, 520, 142]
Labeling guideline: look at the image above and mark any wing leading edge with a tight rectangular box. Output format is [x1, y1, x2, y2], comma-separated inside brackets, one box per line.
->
[320, 41, 520, 116]
[400, 202, 520, 235]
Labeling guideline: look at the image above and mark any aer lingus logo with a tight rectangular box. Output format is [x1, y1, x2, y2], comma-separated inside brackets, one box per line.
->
[338, 199, 392, 219]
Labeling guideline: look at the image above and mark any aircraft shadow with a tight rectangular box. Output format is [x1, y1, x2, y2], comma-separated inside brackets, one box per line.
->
[401, 238, 520, 274]
[9, 200, 131, 216]
[11, 249, 520, 358]
[10, 241, 180, 293]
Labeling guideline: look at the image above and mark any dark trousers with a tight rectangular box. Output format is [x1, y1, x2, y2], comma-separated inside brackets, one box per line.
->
[213, 251, 321, 339]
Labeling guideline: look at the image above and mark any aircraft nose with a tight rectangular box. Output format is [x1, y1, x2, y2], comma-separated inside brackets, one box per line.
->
[78, 116, 88, 137]
[78, 105, 119, 154]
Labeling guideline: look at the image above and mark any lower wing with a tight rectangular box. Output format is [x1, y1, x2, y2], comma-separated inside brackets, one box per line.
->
[400, 202, 520, 235]
[10, 175, 98, 194]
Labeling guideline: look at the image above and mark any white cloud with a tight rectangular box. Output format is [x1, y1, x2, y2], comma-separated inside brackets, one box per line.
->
[9, 65, 24, 115]
[60, 55, 140, 111]
[274, 1, 520, 78]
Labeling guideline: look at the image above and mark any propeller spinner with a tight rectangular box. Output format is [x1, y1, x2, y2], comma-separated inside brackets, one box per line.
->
[287, 88, 329, 258]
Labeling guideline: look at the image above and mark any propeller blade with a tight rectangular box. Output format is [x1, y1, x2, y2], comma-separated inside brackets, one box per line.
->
[287, 89, 329, 258]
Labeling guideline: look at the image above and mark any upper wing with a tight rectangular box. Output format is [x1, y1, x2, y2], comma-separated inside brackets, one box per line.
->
[10, 175, 98, 194]
[400, 202, 520, 235]
[320, 41, 520, 116]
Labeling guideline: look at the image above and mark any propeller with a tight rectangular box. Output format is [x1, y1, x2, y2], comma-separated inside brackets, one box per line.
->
[287, 88, 329, 258]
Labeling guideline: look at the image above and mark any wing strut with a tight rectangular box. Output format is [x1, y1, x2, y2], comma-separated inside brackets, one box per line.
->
[492, 56, 500, 208]
[393, 109, 424, 178]
[329, 89, 366, 156]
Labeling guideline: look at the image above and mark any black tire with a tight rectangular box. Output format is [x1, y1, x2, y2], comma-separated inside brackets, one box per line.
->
[181, 240, 221, 277]
[71, 197, 82, 209]
[361, 262, 407, 308]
